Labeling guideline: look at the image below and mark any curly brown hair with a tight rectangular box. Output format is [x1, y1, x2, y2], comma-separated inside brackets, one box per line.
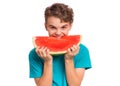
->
[44, 3, 74, 24]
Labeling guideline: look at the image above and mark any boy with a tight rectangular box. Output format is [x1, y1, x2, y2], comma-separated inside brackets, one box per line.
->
[29, 3, 92, 86]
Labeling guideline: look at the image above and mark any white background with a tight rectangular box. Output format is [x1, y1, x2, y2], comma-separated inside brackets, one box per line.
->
[0, 0, 120, 86]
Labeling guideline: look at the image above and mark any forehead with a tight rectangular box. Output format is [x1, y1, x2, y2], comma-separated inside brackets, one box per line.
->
[46, 16, 70, 26]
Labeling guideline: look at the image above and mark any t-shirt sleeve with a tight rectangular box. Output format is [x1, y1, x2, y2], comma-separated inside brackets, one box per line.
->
[74, 44, 92, 69]
[29, 48, 43, 78]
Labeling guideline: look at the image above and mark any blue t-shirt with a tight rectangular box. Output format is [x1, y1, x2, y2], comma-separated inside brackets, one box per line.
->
[29, 44, 92, 86]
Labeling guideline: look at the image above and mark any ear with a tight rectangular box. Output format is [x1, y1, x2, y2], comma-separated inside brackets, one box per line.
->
[69, 23, 73, 30]
[44, 23, 47, 31]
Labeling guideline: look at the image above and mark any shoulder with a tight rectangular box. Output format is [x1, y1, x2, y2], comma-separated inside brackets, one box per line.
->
[74, 43, 92, 69]
[28, 48, 40, 61]
[29, 48, 36, 57]
[79, 43, 89, 53]
[76, 43, 90, 59]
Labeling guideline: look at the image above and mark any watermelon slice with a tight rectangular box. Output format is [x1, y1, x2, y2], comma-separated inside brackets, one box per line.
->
[32, 35, 81, 55]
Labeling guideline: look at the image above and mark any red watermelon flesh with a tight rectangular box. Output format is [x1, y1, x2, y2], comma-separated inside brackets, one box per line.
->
[32, 35, 81, 55]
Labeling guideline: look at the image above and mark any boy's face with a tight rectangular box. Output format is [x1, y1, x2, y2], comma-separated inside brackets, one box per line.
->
[45, 16, 72, 38]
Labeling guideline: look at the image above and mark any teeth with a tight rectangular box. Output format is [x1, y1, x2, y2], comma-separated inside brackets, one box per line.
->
[53, 36, 61, 38]
[56, 36, 62, 38]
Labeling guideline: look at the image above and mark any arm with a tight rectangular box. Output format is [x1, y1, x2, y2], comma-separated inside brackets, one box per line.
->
[35, 47, 53, 86]
[65, 59, 85, 86]
[34, 61, 52, 86]
[65, 45, 85, 86]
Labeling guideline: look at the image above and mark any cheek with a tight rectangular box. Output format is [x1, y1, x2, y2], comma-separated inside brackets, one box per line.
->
[59, 31, 68, 36]
[47, 30, 55, 35]
[63, 29, 70, 34]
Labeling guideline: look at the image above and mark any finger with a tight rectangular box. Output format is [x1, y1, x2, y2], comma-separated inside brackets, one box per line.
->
[37, 46, 45, 57]
[75, 44, 80, 49]
[43, 52, 46, 57]
[72, 45, 79, 51]
[70, 46, 76, 52]
[46, 49, 51, 58]
[42, 47, 48, 57]
[73, 45, 78, 49]
[46, 48, 50, 55]
[36, 46, 41, 55]
[67, 48, 72, 53]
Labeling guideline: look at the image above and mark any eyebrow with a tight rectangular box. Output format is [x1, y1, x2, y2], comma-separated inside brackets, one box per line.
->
[49, 24, 68, 27]
[61, 24, 68, 27]
[49, 25, 55, 27]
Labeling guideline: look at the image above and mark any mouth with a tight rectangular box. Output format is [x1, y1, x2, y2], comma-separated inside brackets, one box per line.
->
[51, 35, 63, 38]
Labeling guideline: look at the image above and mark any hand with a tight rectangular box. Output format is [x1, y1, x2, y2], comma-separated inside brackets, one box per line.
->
[36, 46, 53, 62]
[65, 45, 80, 60]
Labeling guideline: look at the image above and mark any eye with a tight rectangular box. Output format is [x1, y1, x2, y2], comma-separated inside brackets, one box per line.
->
[49, 26, 56, 29]
[61, 26, 67, 29]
